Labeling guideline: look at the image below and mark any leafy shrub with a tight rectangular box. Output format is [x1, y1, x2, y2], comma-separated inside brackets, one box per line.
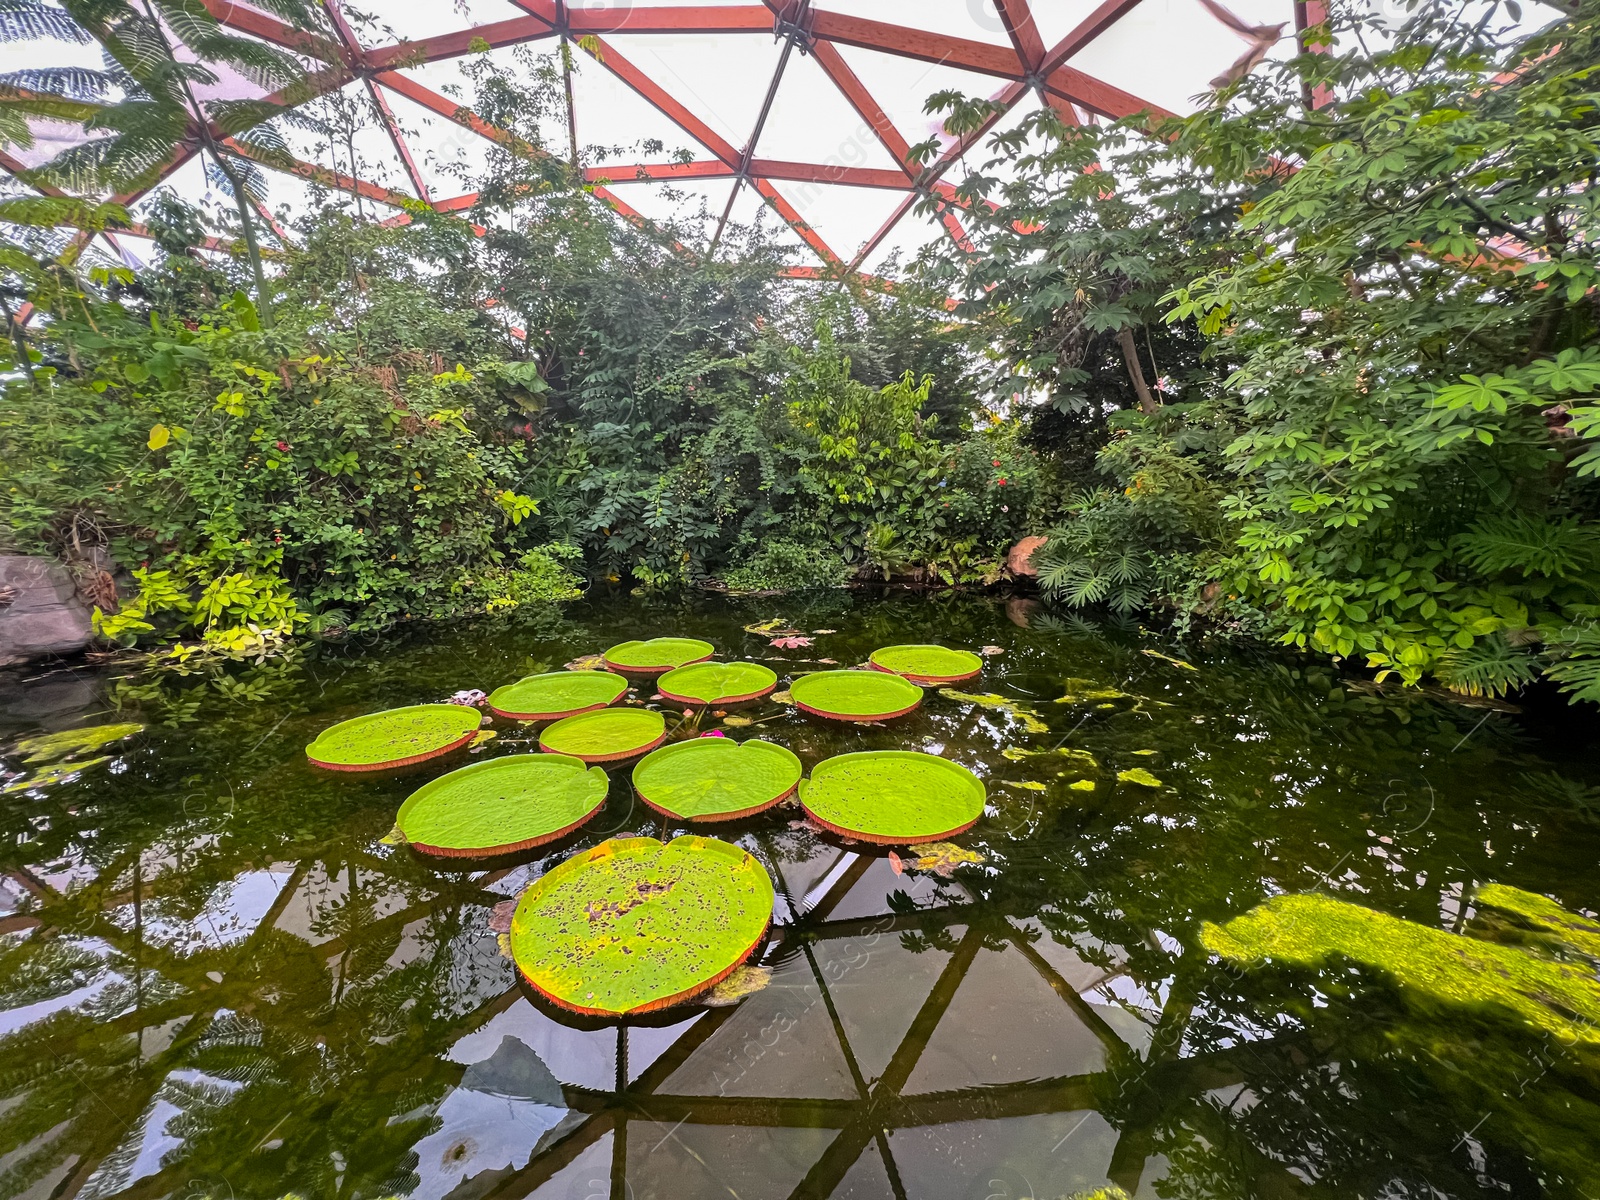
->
[722, 539, 849, 593]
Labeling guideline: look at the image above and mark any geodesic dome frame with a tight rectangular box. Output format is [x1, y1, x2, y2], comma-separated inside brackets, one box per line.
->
[2, 0, 1324, 278]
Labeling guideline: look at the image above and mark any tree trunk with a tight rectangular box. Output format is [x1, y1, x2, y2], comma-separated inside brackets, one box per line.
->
[1116, 325, 1158, 414]
[211, 150, 275, 329]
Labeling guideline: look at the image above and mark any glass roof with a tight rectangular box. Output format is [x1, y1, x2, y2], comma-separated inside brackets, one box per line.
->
[3, 0, 1324, 274]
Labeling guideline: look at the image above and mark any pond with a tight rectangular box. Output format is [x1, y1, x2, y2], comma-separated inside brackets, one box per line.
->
[2, 591, 1598, 1200]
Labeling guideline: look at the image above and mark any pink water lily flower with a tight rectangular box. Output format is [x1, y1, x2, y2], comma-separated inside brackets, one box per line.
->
[770, 636, 813, 649]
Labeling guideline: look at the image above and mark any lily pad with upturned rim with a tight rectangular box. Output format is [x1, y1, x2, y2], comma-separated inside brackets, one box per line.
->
[657, 661, 777, 707]
[602, 637, 714, 676]
[789, 670, 922, 722]
[306, 704, 481, 771]
[633, 738, 801, 822]
[868, 644, 983, 685]
[395, 753, 610, 857]
[487, 671, 629, 721]
[798, 751, 985, 844]
[538, 707, 667, 764]
[509, 834, 773, 1015]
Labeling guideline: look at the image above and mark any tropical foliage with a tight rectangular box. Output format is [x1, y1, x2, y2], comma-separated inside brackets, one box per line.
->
[921, 0, 1600, 701]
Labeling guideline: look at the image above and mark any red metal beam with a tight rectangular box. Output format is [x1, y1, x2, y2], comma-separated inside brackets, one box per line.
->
[1037, 0, 1146, 76]
[807, 40, 917, 176]
[573, 37, 741, 165]
[1044, 63, 1172, 122]
[995, 0, 1047, 69]
[753, 177, 842, 265]
[319, 0, 432, 203]
[584, 159, 907, 190]
[365, 14, 555, 70]
[223, 137, 417, 210]
[199, 0, 344, 64]
[806, 11, 1024, 79]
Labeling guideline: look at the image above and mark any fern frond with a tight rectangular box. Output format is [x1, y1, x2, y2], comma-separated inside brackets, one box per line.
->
[1457, 514, 1600, 580]
[1437, 634, 1539, 698]
[0, 0, 91, 44]
[0, 65, 113, 99]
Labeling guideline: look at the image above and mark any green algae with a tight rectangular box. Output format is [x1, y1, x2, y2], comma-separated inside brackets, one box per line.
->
[1117, 768, 1163, 788]
[306, 704, 481, 771]
[938, 689, 1051, 733]
[868, 644, 983, 684]
[790, 670, 922, 721]
[1000, 746, 1099, 775]
[486, 671, 628, 721]
[798, 751, 985, 844]
[537, 707, 666, 764]
[1201, 891, 1600, 1051]
[2, 756, 113, 794]
[1054, 679, 1137, 705]
[602, 637, 715, 674]
[395, 753, 609, 856]
[657, 661, 777, 706]
[632, 737, 801, 821]
[508, 834, 772, 1015]
[15, 723, 142, 765]
[1476, 883, 1600, 961]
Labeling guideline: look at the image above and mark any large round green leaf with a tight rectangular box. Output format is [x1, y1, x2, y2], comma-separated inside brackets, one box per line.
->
[538, 707, 667, 764]
[509, 835, 773, 1015]
[789, 670, 923, 721]
[396, 754, 609, 857]
[869, 644, 983, 685]
[487, 671, 629, 721]
[306, 704, 481, 771]
[602, 637, 715, 675]
[633, 738, 801, 822]
[799, 751, 985, 844]
[657, 661, 777, 706]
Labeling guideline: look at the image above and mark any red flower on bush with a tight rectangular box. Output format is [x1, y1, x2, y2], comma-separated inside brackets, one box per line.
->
[997, 477, 1008, 486]
[275, 441, 290, 451]
[992, 459, 1002, 467]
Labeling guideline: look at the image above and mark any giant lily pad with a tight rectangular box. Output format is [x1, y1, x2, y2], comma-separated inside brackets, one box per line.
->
[633, 738, 801, 822]
[487, 671, 629, 721]
[789, 670, 922, 722]
[868, 644, 983, 685]
[602, 638, 714, 676]
[657, 661, 777, 707]
[395, 754, 610, 857]
[538, 707, 667, 764]
[306, 704, 480, 771]
[509, 835, 773, 1015]
[799, 751, 985, 844]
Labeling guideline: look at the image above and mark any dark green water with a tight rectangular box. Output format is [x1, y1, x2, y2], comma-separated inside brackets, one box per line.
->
[2, 592, 1598, 1200]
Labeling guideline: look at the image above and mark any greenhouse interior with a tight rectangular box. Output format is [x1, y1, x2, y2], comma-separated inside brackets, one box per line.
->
[1, 0, 1599, 1196]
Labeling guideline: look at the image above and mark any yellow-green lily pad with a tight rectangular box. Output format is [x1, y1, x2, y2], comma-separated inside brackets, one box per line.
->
[306, 704, 481, 772]
[633, 737, 801, 822]
[602, 637, 714, 676]
[509, 835, 773, 1015]
[790, 670, 922, 722]
[538, 707, 666, 764]
[487, 671, 629, 721]
[395, 753, 609, 857]
[799, 751, 985, 844]
[868, 644, 983, 685]
[658, 661, 777, 706]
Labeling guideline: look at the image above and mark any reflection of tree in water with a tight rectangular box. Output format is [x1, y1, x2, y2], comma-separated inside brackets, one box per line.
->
[0, 593, 1598, 1198]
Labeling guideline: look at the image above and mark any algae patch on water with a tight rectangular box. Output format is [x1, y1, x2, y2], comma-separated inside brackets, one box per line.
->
[1201, 888, 1600, 1050]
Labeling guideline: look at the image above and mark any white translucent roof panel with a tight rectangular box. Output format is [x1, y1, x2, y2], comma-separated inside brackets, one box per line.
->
[6, 0, 1395, 276]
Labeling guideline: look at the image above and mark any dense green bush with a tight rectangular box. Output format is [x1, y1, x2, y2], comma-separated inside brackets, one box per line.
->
[922, 0, 1600, 701]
